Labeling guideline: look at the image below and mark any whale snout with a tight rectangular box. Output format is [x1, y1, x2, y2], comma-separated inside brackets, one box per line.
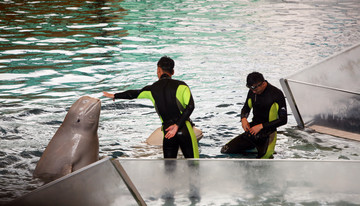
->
[86, 98, 101, 116]
[77, 96, 101, 115]
[65, 96, 101, 127]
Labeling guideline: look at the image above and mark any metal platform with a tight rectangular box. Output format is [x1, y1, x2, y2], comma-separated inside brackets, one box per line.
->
[280, 43, 360, 140]
[9, 158, 360, 205]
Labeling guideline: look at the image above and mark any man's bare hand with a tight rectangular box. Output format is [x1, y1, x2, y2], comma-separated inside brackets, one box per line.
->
[249, 124, 263, 135]
[165, 124, 179, 139]
[241, 118, 250, 132]
[103, 91, 115, 100]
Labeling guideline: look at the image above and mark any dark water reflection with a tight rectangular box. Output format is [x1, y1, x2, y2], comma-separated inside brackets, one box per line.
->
[0, 0, 127, 71]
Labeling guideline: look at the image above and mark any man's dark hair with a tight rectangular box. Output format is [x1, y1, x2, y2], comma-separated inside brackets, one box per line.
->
[157, 56, 175, 74]
[246, 72, 265, 87]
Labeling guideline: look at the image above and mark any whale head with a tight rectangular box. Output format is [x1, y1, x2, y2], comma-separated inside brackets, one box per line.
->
[64, 96, 101, 132]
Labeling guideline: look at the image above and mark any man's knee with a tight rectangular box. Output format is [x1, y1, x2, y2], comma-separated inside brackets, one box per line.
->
[220, 144, 230, 153]
[220, 133, 252, 154]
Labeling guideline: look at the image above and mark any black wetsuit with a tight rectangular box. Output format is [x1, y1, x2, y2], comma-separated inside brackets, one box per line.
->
[114, 74, 199, 158]
[221, 82, 287, 158]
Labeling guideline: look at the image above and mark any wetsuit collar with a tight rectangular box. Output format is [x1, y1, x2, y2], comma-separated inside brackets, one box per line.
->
[160, 73, 172, 80]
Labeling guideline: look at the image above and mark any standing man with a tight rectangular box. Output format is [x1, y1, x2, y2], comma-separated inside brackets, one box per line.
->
[103, 56, 199, 158]
[221, 72, 287, 158]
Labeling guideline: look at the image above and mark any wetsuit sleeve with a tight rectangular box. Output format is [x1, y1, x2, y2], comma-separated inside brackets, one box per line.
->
[240, 91, 252, 119]
[175, 85, 195, 129]
[114, 86, 152, 100]
[262, 90, 287, 130]
[114, 90, 142, 99]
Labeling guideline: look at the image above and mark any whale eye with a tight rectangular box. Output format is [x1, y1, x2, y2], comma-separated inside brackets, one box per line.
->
[77, 119, 80, 123]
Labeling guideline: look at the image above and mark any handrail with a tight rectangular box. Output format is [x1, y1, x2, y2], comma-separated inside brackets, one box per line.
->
[287, 79, 360, 95]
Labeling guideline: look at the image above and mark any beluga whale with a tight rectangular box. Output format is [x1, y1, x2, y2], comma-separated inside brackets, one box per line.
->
[33, 96, 101, 182]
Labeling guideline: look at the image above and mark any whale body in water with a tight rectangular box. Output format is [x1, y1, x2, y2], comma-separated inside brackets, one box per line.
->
[33, 96, 101, 182]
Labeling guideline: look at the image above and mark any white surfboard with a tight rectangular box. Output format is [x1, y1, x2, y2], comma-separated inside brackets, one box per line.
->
[146, 127, 203, 146]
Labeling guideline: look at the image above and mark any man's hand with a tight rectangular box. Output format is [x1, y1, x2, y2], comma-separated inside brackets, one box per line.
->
[103, 91, 115, 100]
[165, 124, 179, 139]
[241, 118, 250, 132]
[249, 124, 263, 135]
